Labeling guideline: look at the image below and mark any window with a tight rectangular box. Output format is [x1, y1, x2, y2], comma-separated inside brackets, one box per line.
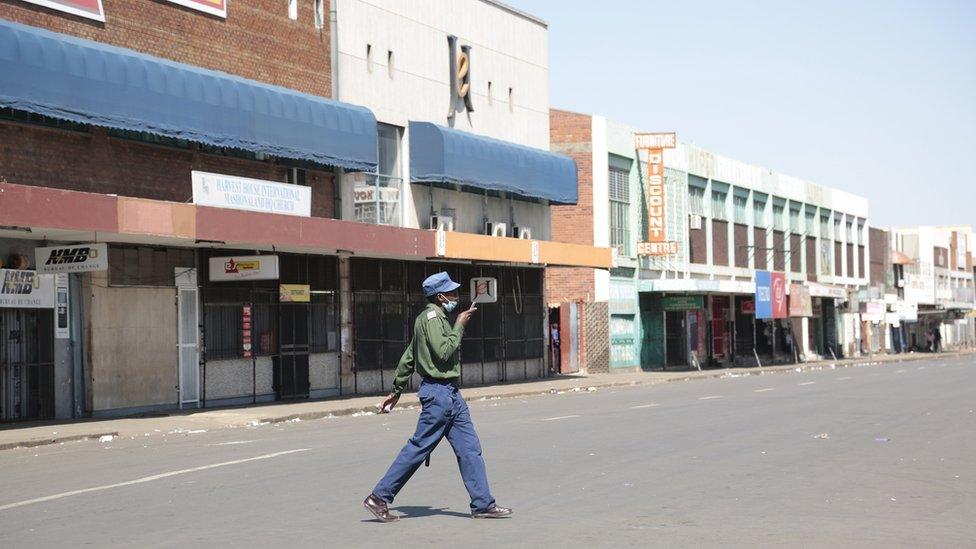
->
[846, 222, 855, 243]
[733, 195, 748, 224]
[387, 50, 395, 79]
[356, 123, 402, 226]
[288, 0, 297, 20]
[688, 186, 706, 216]
[508, 88, 514, 112]
[608, 166, 630, 255]
[487, 81, 493, 105]
[806, 213, 816, 235]
[820, 215, 830, 238]
[286, 167, 307, 187]
[790, 208, 801, 233]
[773, 205, 786, 231]
[108, 245, 195, 287]
[314, 0, 324, 29]
[366, 44, 373, 73]
[711, 192, 727, 221]
[754, 201, 766, 227]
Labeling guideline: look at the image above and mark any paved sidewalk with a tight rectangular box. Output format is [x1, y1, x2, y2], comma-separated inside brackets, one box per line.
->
[1, 350, 970, 451]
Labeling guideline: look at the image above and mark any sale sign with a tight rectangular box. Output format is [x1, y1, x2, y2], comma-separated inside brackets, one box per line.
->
[634, 132, 677, 247]
[20, 0, 104, 21]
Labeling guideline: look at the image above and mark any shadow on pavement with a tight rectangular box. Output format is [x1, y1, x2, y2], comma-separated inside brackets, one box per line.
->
[361, 505, 472, 522]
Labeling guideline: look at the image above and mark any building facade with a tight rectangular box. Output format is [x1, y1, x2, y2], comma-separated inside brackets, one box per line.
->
[0, 1, 610, 421]
[889, 226, 976, 351]
[550, 111, 871, 373]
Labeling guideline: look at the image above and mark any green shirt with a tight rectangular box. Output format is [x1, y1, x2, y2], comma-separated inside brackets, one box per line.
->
[392, 303, 465, 396]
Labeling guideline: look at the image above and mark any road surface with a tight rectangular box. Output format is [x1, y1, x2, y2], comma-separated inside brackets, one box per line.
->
[1, 354, 973, 547]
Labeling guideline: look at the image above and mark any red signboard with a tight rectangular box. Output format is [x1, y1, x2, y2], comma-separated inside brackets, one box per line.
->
[166, 0, 227, 18]
[771, 272, 787, 319]
[740, 299, 755, 315]
[20, 0, 104, 21]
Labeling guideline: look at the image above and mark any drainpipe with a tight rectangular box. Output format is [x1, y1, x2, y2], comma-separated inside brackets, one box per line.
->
[330, 0, 339, 100]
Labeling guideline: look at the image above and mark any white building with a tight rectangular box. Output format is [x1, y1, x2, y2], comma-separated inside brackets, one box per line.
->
[891, 225, 975, 350]
[333, 0, 554, 237]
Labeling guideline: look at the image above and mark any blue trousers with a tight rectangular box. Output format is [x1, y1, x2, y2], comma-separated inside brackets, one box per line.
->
[373, 379, 495, 512]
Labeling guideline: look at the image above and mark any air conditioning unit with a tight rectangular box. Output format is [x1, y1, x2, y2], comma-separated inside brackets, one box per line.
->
[485, 221, 507, 237]
[429, 215, 454, 232]
[516, 227, 532, 240]
[689, 214, 703, 230]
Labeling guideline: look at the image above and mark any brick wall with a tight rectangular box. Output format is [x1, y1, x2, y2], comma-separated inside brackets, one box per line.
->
[0, 0, 331, 97]
[0, 122, 336, 218]
[548, 109, 595, 303]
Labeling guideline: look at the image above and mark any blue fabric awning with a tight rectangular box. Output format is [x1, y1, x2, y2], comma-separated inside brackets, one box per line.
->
[0, 19, 377, 171]
[409, 121, 578, 205]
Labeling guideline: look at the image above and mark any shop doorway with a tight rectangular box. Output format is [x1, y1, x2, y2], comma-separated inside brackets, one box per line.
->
[176, 268, 200, 408]
[665, 311, 687, 367]
[275, 303, 310, 399]
[1, 309, 55, 421]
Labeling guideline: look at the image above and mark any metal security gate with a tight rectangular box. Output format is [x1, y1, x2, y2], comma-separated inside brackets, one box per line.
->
[177, 268, 200, 408]
[0, 309, 55, 421]
[274, 303, 310, 399]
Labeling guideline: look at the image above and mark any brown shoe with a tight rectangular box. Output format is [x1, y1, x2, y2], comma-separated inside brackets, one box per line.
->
[363, 494, 399, 523]
[472, 504, 513, 519]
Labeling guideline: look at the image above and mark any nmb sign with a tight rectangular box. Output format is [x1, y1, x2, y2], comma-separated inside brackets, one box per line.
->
[634, 132, 677, 253]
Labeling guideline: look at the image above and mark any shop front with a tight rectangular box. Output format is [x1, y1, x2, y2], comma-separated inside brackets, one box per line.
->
[0, 267, 55, 421]
[199, 251, 339, 406]
[349, 260, 546, 394]
[806, 282, 846, 358]
[0, 238, 89, 421]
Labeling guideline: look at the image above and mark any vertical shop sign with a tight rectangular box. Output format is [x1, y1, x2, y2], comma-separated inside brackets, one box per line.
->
[241, 305, 253, 358]
[771, 271, 787, 319]
[634, 132, 677, 254]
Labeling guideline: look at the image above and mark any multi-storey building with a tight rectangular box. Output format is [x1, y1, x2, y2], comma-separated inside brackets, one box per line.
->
[0, 1, 609, 421]
[550, 110, 870, 373]
[890, 225, 975, 350]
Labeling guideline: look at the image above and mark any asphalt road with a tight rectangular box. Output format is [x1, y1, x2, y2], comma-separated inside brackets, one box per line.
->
[1, 355, 974, 548]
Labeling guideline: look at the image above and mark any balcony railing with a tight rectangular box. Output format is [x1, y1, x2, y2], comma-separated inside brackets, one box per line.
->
[353, 173, 403, 227]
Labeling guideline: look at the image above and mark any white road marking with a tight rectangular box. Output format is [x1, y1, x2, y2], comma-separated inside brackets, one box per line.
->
[630, 404, 660, 409]
[699, 396, 723, 400]
[541, 415, 580, 421]
[799, 381, 816, 386]
[917, 366, 927, 370]
[754, 388, 775, 393]
[209, 440, 256, 446]
[0, 449, 310, 513]
[836, 376, 851, 381]
[895, 369, 906, 374]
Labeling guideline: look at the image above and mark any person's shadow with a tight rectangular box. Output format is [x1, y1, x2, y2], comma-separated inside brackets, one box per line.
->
[362, 505, 471, 522]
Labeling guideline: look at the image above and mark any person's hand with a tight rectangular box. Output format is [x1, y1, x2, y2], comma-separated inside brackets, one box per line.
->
[378, 393, 399, 413]
[457, 305, 478, 327]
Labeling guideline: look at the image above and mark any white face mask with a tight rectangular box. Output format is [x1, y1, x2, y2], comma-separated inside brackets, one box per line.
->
[443, 299, 458, 313]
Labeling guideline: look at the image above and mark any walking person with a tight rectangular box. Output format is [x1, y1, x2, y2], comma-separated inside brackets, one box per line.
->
[363, 272, 512, 522]
[933, 325, 943, 353]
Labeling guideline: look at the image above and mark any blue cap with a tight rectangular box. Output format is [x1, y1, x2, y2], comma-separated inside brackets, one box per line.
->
[423, 271, 461, 297]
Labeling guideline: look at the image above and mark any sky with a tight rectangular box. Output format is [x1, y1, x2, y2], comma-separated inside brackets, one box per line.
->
[511, 0, 976, 229]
